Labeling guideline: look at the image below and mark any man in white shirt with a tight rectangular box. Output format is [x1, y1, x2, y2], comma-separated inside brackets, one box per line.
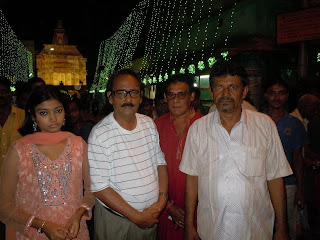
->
[180, 61, 292, 240]
[88, 69, 168, 240]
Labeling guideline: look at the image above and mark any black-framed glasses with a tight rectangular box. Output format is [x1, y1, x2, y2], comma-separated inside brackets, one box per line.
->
[112, 90, 141, 99]
[166, 92, 190, 99]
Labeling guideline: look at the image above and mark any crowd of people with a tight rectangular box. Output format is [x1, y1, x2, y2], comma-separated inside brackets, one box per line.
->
[0, 60, 319, 240]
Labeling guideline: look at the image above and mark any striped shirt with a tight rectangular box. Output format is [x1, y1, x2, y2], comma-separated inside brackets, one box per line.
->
[88, 112, 166, 212]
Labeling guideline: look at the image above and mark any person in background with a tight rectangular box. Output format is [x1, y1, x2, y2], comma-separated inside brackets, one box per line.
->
[180, 61, 292, 240]
[263, 78, 307, 240]
[88, 69, 168, 240]
[155, 74, 203, 240]
[14, 82, 31, 110]
[0, 76, 25, 240]
[190, 87, 204, 114]
[68, 97, 94, 143]
[0, 85, 95, 240]
[292, 93, 320, 238]
[138, 96, 155, 119]
[154, 92, 169, 119]
[27, 77, 46, 90]
[290, 94, 319, 131]
[0, 76, 25, 175]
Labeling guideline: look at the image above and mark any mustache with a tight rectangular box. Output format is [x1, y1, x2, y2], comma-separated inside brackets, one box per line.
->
[217, 97, 234, 103]
[121, 102, 134, 107]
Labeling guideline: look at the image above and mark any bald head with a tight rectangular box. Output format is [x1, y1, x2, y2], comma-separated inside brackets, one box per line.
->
[298, 94, 320, 120]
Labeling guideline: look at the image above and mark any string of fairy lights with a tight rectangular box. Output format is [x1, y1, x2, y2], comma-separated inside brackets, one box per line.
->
[94, 0, 238, 89]
[0, 10, 33, 84]
[140, 0, 233, 84]
[93, 0, 149, 89]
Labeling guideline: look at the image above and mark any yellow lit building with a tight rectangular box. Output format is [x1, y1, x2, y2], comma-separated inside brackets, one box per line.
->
[36, 20, 87, 86]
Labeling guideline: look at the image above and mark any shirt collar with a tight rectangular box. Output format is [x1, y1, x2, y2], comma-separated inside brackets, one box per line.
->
[212, 105, 247, 126]
[262, 108, 289, 120]
[169, 107, 195, 122]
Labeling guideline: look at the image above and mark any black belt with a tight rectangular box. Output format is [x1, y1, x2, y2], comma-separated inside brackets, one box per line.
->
[104, 206, 125, 218]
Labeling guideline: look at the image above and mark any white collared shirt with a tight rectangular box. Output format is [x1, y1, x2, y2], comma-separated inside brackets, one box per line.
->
[180, 108, 292, 240]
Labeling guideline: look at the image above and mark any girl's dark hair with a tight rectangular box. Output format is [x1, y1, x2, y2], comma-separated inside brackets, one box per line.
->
[19, 85, 70, 136]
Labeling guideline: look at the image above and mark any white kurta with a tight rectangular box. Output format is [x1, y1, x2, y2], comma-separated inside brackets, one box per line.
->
[179, 109, 292, 240]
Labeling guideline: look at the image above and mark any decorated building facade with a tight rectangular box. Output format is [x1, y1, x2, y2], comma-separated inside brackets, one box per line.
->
[36, 20, 87, 87]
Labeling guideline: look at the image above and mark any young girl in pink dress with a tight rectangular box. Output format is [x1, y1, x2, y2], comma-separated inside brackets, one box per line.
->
[0, 85, 95, 240]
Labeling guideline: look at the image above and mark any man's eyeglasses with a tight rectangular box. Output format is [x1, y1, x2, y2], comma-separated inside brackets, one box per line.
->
[166, 92, 190, 99]
[111, 90, 141, 99]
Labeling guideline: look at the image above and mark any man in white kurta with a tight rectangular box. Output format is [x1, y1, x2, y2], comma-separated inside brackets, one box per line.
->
[180, 61, 292, 240]
[180, 108, 292, 239]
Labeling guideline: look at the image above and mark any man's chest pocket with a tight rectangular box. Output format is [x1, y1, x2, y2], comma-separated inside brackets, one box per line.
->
[244, 147, 267, 177]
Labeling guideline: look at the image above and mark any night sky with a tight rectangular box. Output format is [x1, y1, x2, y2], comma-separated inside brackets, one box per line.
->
[1, 0, 141, 83]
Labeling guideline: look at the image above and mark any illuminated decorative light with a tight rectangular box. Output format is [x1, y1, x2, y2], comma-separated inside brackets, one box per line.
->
[200, 0, 213, 60]
[152, 76, 157, 83]
[188, 64, 195, 74]
[172, 69, 176, 75]
[317, 53, 320, 62]
[0, 10, 33, 83]
[224, 2, 236, 47]
[181, 0, 197, 68]
[94, 0, 149, 90]
[143, 78, 147, 85]
[198, 61, 205, 70]
[164, 73, 168, 80]
[200, 75, 209, 79]
[194, 83, 198, 87]
[210, 6, 223, 57]
[179, 67, 185, 74]
[158, 74, 163, 82]
[50, 48, 54, 51]
[208, 57, 217, 68]
[221, 51, 229, 60]
[141, 0, 162, 78]
[157, 0, 176, 78]
[163, 0, 184, 78]
[96, 1, 236, 86]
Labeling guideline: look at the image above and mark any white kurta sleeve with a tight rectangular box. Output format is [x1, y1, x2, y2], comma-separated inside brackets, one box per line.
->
[179, 122, 200, 176]
[265, 123, 293, 180]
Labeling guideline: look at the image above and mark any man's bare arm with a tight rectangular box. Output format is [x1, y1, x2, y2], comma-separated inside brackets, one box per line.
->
[184, 175, 200, 240]
[157, 165, 169, 209]
[267, 177, 290, 240]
